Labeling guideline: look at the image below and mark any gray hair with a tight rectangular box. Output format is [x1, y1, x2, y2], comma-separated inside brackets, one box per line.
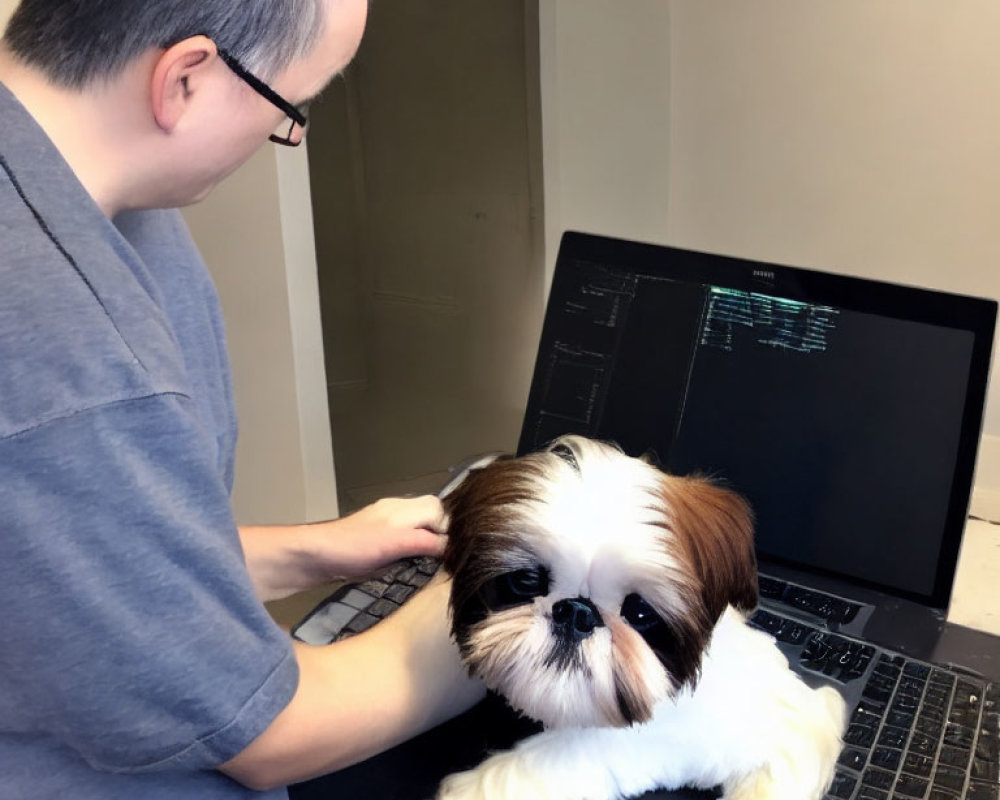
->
[3, 0, 328, 88]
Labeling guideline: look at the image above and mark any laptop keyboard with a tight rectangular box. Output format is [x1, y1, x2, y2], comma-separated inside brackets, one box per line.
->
[749, 609, 1000, 800]
[292, 555, 440, 645]
[759, 574, 864, 626]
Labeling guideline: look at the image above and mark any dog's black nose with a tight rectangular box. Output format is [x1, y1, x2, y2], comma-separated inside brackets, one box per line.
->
[551, 597, 603, 641]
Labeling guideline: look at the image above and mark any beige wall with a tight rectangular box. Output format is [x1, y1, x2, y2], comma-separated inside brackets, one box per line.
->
[182, 146, 339, 525]
[539, 0, 1000, 502]
[308, 0, 545, 511]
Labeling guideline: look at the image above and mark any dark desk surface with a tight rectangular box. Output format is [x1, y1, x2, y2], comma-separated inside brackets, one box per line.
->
[288, 692, 715, 800]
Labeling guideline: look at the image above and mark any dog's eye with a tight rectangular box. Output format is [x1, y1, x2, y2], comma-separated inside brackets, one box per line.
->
[621, 593, 661, 632]
[498, 567, 550, 602]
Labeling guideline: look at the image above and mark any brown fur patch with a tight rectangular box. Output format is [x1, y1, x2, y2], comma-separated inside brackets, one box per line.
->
[442, 456, 548, 652]
[657, 474, 758, 624]
[607, 616, 658, 725]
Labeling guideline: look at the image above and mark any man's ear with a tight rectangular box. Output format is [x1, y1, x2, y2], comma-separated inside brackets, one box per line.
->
[150, 36, 216, 133]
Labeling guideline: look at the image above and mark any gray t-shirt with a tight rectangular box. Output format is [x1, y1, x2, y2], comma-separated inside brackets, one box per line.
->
[0, 83, 298, 798]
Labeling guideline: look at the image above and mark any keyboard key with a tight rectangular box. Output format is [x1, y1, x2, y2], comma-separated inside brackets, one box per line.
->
[876, 656, 904, 678]
[937, 745, 971, 769]
[977, 731, 1000, 762]
[930, 671, 957, 692]
[949, 707, 979, 729]
[986, 684, 1000, 708]
[414, 556, 439, 575]
[345, 611, 380, 633]
[956, 680, 985, 708]
[924, 688, 952, 712]
[918, 710, 945, 732]
[968, 782, 1000, 800]
[870, 747, 901, 770]
[899, 676, 928, 697]
[862, 767, 895, 790]
[775, 619, 812, 646]
[932, 764, 965, 792]
[972, 757, 1000, 783]
[943, 723, 975, 749]
[864, 677, 897, 705]
[908, 732, 938, 756]
[315, 601, 359, 632]
[368, 598, 400, 618]
[894, 693, 921, 714]
[411, 570, 433, 589]
[877, 726, 909, 749]
[894, 772, 929, 797]
[827, 769, 857, 798]
[384, 582, 418, 604]
[395, 566, 419, 585]
[888, 708, 917, 728]
[839, 746, 868, 771]
[928, 790, 960, 800]
[846, 723, 878, 749]
[904, 662, 932, 679]
[855, 788, 888, 800]
[867, 767, 901, 792]
[340, 588, 376, 610]
[903, 752, 934, 777]
[855, 705, 884, 728]
[358, 577, 391, 597]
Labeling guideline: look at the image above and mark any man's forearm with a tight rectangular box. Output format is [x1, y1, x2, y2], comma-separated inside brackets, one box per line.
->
[239, 524, 328, 602]
[218, 577, 485, 789]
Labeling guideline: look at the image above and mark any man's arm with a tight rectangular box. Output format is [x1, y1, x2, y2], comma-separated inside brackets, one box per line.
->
[218, 576, 485, 790]
[239, 495, 449, 602]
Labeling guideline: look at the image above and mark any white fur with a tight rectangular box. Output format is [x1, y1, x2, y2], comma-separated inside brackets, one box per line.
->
[439, 609, 845, 800]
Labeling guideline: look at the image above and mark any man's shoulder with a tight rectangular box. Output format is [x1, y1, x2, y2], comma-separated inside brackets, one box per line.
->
[0, 190, 190, 440]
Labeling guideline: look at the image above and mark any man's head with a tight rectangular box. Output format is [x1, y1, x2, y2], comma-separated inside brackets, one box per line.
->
[3, 0, 327, 89]
[0, 0, 368, 212]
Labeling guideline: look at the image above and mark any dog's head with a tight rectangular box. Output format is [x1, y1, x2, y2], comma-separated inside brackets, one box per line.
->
[442, 435, 757, 729]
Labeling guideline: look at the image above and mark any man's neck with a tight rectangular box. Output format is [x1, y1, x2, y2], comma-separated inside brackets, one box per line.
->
[0, 47, 152, 217]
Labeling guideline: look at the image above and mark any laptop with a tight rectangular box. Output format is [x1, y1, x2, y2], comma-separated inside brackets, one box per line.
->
[516, 231, 999, 800]
[293, 230, 999, 800]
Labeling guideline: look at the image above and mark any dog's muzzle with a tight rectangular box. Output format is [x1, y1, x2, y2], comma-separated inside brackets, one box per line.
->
[551, 597, 604, 643]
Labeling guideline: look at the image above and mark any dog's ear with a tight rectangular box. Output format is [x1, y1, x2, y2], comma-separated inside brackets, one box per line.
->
[439, 454, 517, 574]
[659, 474, 758, 623]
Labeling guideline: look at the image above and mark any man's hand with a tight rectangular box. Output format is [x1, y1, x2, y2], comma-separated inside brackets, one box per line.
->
[309, 495, 448, 579]
[239, 495, 449, 602]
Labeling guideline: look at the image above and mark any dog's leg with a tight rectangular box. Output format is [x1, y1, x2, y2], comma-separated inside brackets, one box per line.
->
[436, 726, 703, 800]
[721, 686, 846, 800]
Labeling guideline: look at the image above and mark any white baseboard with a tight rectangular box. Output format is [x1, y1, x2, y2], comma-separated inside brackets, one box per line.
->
[971, 433, 1000, 522]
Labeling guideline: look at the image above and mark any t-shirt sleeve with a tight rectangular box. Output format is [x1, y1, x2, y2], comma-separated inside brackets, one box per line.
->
[0, 393, 298, 773]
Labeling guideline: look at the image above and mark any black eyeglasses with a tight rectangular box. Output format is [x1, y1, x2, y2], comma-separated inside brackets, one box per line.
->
[216, 48, 308, 146]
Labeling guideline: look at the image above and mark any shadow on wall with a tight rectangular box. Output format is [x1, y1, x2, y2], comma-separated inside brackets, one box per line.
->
[307, 0, 545, 511]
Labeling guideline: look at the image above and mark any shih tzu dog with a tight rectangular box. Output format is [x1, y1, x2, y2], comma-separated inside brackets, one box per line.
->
[437, 435, 845, 800]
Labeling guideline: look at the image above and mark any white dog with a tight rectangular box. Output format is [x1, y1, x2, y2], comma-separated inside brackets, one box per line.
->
[437, 435, 845, 800]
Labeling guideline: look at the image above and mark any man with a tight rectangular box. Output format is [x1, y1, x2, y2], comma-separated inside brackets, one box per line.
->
[0, 1, 483, 797]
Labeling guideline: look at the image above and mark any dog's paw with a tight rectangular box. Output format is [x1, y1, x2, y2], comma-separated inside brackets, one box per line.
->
[436, 750, 561, 800]
[436, 768, 487, 800]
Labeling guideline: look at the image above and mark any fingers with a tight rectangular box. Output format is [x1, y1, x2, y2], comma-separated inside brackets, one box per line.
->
[407, 527, 448, 559]
[368, 494, 449, 535]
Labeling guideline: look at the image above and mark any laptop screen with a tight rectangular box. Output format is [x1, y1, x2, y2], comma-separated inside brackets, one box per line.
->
[518, 232, 996, 609]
